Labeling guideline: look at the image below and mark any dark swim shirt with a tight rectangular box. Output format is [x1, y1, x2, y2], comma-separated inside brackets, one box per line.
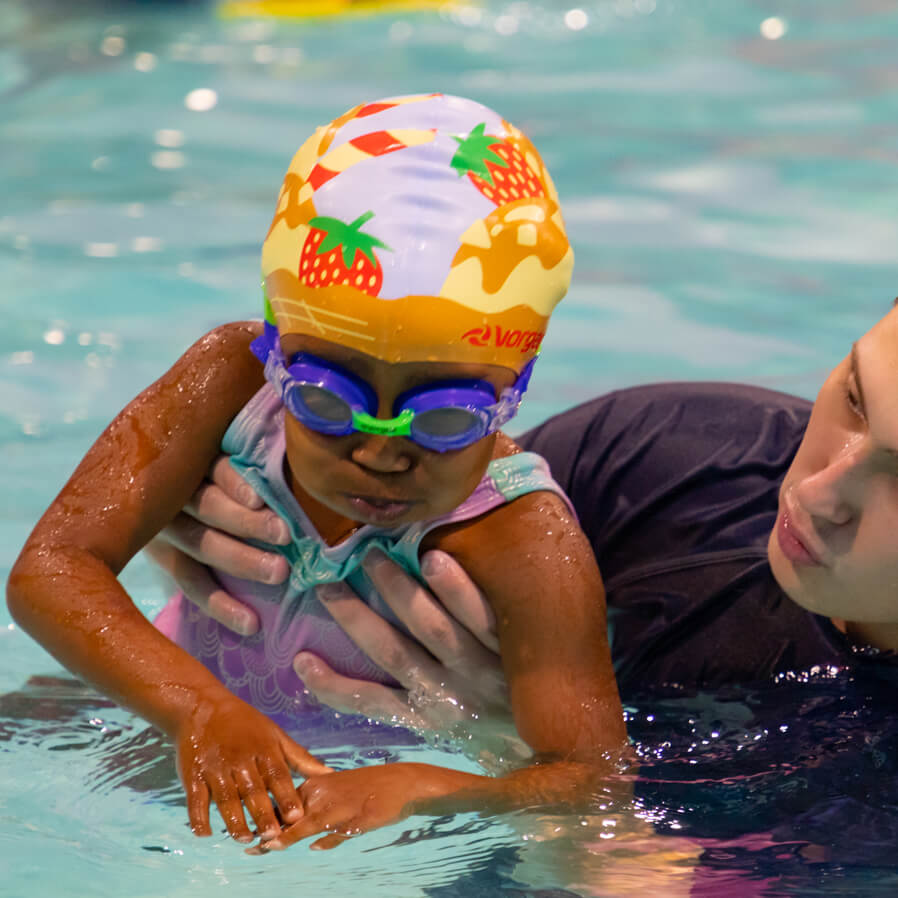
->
[518, 382, 857, 692]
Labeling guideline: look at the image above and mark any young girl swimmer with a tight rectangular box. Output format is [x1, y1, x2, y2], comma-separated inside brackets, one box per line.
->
[7, 94, 628, 851]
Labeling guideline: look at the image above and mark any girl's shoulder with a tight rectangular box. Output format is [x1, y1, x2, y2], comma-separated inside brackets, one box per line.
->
[423, 436, 586, 606]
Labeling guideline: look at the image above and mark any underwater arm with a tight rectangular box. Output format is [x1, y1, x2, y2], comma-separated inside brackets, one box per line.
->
[6, 322, 329, 842]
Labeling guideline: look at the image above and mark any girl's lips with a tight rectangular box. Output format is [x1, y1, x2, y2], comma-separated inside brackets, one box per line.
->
[777, 507, 824, 567]
[344, 495, 416, 524]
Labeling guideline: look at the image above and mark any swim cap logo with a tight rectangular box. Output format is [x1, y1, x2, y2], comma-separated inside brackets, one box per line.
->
[461, 326, 490, 347]
[461, 325, 544, 354]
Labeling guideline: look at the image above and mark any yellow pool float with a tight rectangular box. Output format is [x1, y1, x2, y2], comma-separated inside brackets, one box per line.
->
[219, 0, 462, 19]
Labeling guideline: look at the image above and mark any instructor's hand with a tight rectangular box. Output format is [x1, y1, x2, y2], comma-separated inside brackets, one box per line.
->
[146, 455, 290, 636]
[150, 456, 517, 749]
[296, 548, 518, 753]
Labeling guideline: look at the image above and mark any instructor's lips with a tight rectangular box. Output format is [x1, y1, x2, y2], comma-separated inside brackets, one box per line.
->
[776, 505, 826, 568]
[344, 494, 417, 524]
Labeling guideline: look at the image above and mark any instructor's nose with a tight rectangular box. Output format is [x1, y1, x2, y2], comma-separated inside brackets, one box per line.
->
[794, 442, 863, 526]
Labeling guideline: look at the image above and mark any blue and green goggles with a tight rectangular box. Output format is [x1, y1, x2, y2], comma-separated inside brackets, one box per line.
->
[251, 323, 533, 452]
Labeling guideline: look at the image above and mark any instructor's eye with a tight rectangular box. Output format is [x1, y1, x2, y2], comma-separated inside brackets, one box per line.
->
[843, 376, 863, 420]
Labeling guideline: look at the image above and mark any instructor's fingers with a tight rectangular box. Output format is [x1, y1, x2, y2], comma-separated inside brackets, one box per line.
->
[420, 550, 499, 653]
[161, 513, 289, 585]
[293, 652, 427, 727]
[362, 549, 499, 666]
[314, 583, 442, 690]
[187, 481, 290, 546]
[145, 541, 260, 635]
[209, 455, 264, 509]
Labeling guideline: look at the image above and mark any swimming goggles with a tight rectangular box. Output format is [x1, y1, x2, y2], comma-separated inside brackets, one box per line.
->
[251, 323, 534, 452]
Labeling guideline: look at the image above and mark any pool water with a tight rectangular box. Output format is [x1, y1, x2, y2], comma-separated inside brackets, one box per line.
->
[3, 0, 898, 894]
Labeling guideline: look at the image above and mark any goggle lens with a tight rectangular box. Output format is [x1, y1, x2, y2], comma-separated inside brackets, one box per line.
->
[284, 383, 353, 433]
[411, 407, 484, 440]
[295, 384, 353, 425]
[252, 325, 530, 452]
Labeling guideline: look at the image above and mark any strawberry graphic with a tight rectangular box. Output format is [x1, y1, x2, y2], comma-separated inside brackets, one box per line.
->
[450, 123, 545, 205]
[299, 211, 391, 295]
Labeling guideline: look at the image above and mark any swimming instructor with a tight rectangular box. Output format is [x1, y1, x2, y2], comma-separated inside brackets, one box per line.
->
[148, 303, 898, 728]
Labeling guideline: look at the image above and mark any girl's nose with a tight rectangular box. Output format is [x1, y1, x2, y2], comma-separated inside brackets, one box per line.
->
[793, 443, 862, 526]
[350, 434, 413, 473]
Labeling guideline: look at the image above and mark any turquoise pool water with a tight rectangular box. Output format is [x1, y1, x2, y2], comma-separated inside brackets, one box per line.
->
[3, 0, 898, 894]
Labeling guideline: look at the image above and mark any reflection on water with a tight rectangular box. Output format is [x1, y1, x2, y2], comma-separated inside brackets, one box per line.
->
[7, 667, 898, 895]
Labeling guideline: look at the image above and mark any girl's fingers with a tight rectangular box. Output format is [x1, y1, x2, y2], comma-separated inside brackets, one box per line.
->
[310, 832, 351, 850]
[279, 736, 334, 778]
[185, 775, 213, 837]
[234, 767, 282, 841]
[420, 550, 499, 653]
[207, 774, 254, 843]
[257, 754, 304, 825]
[293, 651, 428, 727]
[251, 813, 331, 852]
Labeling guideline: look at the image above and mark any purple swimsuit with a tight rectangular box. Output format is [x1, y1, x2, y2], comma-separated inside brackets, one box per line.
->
[155, 384, 571, 728]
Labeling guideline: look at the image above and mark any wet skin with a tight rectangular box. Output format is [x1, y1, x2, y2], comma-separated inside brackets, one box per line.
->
[768, 307, 898, 652]
[7, 320, 629, 852]
[278, 333, 516, 543]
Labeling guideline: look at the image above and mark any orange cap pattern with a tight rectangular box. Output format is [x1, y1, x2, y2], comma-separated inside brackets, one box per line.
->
[261, 93, 573, 372]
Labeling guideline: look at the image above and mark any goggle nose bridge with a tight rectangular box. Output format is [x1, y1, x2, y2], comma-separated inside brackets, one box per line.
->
[252, 323, 531, 451]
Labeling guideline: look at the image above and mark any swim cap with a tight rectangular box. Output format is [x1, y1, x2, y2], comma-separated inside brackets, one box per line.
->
[261, 93, 573, 373]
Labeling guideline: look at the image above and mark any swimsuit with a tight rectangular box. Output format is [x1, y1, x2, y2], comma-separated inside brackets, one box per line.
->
[518, 382, 864, 690]
[154, 384, 571, 727]
[518, 384, 898, 866]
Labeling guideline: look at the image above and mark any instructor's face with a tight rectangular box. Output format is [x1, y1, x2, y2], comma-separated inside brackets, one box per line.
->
[769, 308, 898, 625]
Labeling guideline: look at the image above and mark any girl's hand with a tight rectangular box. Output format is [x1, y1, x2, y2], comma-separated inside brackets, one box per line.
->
[249, 763, 466, 852]
[176, 693, 332, 843]
[145, 455, 290, 635]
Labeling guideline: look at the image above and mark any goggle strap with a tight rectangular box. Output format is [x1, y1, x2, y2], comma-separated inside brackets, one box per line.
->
[257, 326, 295, 405]
[487, 356, 537, 433]
[250, 320, 280, 365]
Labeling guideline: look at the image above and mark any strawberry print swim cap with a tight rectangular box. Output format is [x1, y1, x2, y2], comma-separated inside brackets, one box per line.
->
[261, 93, 573, 372]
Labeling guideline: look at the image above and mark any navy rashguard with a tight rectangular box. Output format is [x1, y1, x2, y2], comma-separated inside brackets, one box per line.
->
[518, 382, 855, 691]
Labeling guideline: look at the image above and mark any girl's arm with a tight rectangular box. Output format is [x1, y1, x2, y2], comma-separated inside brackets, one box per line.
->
[6, 322, 330, 843]
[258, 487, 630, 851]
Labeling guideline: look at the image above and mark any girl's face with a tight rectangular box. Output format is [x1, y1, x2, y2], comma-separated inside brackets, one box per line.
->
[768, 308, 898, 625]
[279, 334, 517, 544]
